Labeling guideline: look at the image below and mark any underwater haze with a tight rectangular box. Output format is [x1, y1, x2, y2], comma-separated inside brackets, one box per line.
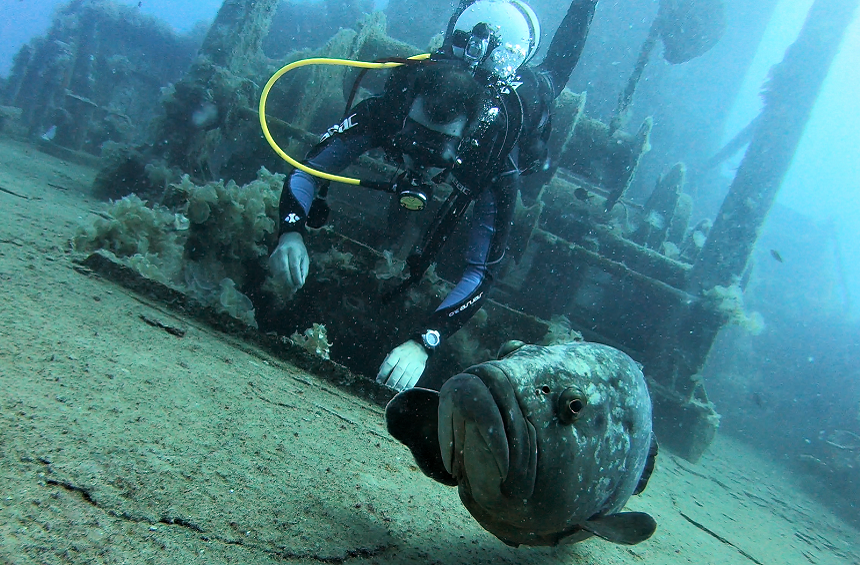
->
[2, 0, 860, 563]
[1, 1, 222, 77]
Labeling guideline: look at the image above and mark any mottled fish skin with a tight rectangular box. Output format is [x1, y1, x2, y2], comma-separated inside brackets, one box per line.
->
[438, 341, 653, 546]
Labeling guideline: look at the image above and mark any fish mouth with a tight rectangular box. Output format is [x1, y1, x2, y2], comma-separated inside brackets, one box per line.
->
[438, 362, 537, 500]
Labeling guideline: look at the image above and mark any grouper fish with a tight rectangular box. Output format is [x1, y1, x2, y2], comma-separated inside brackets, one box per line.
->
[385, 340, 657, 547]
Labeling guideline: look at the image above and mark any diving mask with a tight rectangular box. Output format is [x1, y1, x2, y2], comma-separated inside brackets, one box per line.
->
[392, 96, 469, 210]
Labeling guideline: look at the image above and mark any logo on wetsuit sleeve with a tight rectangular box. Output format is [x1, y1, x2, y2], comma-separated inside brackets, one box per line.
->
[448, 291, 484, 317]
[320, 113, 358, 142]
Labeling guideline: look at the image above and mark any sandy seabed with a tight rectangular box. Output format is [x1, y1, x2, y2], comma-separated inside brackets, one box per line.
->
[0, 135, 858, 565]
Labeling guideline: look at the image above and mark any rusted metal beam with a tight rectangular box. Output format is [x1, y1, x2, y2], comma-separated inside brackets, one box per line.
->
[690, 0, 860, 292]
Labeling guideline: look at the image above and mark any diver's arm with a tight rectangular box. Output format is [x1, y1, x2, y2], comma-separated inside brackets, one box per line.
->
[278, 67, 416, 235]
[277, 134, 374, 235]
[538, 0, 598, 98]
[379, 261, 493, 390]
[510, 66, 554, 179]
[376, 203, 495, 391]
[272, 136, 368, 292]
[273, 91, 404, 290]
[421, 172, 518, 340]
[377, 180, 511, 391]
[515, 0, 598, 198]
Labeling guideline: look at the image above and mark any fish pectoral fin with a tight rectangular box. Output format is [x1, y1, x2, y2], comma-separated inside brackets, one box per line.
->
[581, 512, 657, 545]
[633, 433, 659, 495]
[386, 388, 457, 486]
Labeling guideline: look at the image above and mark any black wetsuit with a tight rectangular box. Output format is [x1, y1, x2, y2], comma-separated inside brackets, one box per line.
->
[277, 0, 597, 346]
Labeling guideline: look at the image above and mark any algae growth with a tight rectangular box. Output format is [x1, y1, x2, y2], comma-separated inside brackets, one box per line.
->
[75, 167, 285, 327]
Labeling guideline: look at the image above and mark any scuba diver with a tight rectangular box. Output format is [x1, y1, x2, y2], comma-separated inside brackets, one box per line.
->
[269, 0, 598, 391]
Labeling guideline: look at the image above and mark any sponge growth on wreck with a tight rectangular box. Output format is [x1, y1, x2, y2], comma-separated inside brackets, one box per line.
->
[75, 167, 285, 327]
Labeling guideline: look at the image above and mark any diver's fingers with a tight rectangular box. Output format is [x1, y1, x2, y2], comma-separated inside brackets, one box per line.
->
[267, 250, 283, 278]
[378, 341, 427, 390]
[270, 253, 293, 288]
[299, 251, 308, 286]
[387, 360, 409, 391]
[377, 351, 400, 383]
[399, 361, 423, 391]
[287, 246, 307, 289]
[390, 356, 423, 391]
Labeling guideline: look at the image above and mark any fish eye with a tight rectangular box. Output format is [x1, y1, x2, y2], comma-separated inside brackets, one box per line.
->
[557, 388, 586, 424]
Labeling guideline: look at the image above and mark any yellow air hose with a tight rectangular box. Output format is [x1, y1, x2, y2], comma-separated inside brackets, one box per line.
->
[258, 54, 431, 186]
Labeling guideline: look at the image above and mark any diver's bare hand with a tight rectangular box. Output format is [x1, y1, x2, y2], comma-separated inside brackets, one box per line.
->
[377, 340, 428, 391]
[268, 232, 308, 291]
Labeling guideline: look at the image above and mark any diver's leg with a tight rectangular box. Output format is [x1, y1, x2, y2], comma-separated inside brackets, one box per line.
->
[539, 0, 598, 98]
